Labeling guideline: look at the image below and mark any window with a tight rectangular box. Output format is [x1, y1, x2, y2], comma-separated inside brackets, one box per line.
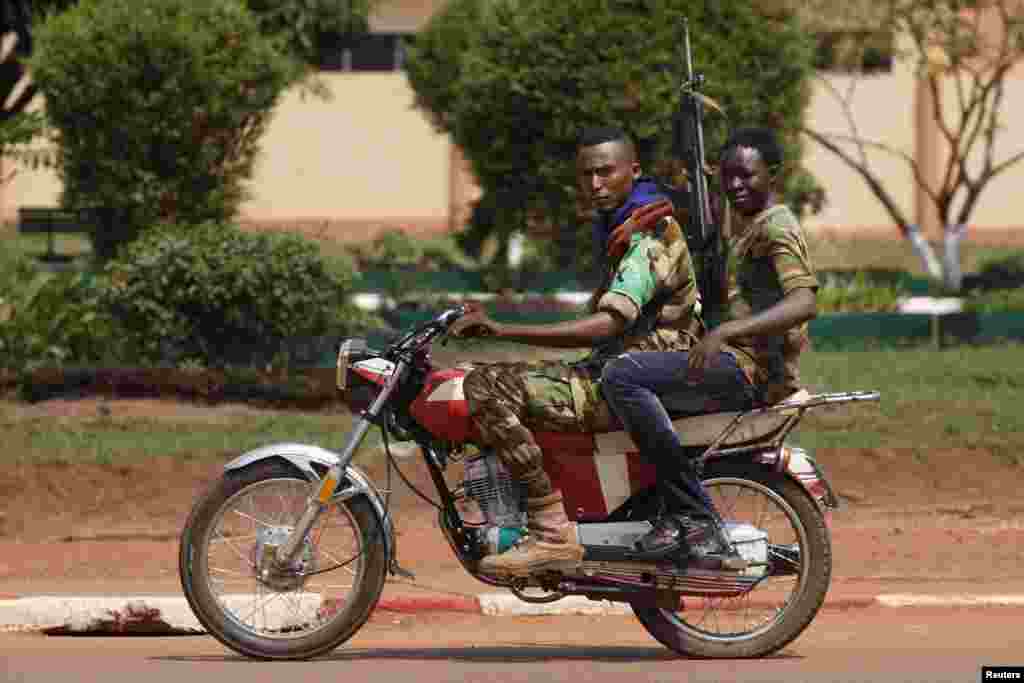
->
[814, 31, 894, 74]
[317, 32, 413, 72]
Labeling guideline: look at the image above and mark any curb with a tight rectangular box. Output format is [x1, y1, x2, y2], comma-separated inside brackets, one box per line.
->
[0, 593, 483, 636]
[874, 594, 1024, 608]
[2, 592, 1022, 635]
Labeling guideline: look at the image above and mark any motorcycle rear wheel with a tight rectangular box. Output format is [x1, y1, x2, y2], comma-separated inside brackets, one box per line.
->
[631, 462, 831, 658]
[178, 459, 387, 660]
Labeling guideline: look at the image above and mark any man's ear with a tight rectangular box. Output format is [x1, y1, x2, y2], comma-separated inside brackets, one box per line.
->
[631, 162, 641, 180]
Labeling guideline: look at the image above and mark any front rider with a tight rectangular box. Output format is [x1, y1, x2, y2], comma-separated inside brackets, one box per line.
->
[450, 125, 701, 578]
[600, 126, 820, 560]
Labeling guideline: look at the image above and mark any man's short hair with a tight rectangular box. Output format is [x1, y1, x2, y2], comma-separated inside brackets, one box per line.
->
[577, 125, 634, 151]
[720, 127, 783, 169]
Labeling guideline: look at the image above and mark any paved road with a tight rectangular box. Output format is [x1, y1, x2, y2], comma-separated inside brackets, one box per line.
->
[3, 606, 1022, 683]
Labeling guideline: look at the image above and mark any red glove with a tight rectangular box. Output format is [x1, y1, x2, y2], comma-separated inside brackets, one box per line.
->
[607, 199, 674, 262]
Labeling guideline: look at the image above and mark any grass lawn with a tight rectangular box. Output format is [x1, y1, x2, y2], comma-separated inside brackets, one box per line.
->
[3, 343, 1022, 467]
[3, 221, 1023, 466]
[3, 403, 364, 466]
[795, 344, 1024, 463]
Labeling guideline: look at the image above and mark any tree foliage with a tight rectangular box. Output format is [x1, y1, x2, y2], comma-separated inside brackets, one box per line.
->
[406, 0, 819, 274]
[100, 222, 366, 368]
[244, 0, 377, 65]
[0, 0, 376, 187]
[28, 0, 305, 260]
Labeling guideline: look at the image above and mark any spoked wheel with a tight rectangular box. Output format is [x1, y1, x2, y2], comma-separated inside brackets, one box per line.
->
[631, 463, 831, 658]
[179, 460, 387, 660]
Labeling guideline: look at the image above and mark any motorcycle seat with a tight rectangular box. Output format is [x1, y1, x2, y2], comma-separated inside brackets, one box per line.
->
[599, 389, 812, 448]
[668, 388, 811, 447]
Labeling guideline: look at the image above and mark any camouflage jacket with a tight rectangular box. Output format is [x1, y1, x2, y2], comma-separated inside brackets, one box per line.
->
[560, 213, 701, 429]
[718, 204, 819, 403]
[587, 213, 702, 358]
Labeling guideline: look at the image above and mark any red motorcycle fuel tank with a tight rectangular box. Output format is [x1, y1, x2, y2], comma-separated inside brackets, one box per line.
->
[408, 367, 474, 442]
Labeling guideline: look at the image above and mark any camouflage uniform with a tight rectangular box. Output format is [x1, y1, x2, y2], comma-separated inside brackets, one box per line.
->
[718, 204, 819, 404]
[463, 215, 701, 501]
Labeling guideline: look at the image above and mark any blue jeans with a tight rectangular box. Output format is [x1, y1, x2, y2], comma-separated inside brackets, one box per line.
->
[600, 351, 754, 516]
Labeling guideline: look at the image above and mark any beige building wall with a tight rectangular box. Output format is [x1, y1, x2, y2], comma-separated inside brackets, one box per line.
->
[4, 44, 1023, 240]
[240, 72, 452, 239]
[801, 58, 920, 236]
[1, 90, 62, 217]
[1, 72, 456, 242]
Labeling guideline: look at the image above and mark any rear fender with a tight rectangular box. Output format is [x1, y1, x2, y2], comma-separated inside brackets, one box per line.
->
[756, 444, 840, 512]
[225, 442, 396, 573]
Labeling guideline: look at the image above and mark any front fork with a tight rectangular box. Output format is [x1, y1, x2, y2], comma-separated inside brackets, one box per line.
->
[275, 360, 407, 566]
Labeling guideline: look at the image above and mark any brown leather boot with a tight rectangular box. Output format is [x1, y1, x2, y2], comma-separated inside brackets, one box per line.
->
[478, 491, 584, 577]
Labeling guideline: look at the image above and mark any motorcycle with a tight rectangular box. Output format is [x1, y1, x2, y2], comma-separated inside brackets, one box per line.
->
[179, 305, 879, 660]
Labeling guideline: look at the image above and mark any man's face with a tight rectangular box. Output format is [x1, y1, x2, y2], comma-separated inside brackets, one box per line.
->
[720, 145, 775, 216]
[576, 141, 640, 212]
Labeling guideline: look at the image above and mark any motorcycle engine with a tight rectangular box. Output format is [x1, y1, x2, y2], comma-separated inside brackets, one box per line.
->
[462, 450, 526, 554]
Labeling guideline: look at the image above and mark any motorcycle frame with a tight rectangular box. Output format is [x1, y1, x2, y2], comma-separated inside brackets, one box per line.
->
[425, 390, 879, 588]
[246, 307, 878, 589]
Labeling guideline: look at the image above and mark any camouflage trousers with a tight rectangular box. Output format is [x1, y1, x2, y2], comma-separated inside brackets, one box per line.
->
[462, 360, 614, 501]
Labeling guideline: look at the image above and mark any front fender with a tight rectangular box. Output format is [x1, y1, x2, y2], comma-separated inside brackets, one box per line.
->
[225, 442, 397, 573]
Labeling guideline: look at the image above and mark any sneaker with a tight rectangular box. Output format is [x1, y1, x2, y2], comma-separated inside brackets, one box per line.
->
[633, 514, 690, 557]
[635, 513, 747, 570]
[677, 517, 748, 571]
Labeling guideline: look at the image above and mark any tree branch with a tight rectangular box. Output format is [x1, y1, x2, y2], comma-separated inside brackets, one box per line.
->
[987, 149, 1024, 179]
[800, 127, 913, 234]
[808, 129, 943, 210]
[811, 72, 872, 167]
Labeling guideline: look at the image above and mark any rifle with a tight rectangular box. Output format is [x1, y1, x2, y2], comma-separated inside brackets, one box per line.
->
[672, 19, 724, 322]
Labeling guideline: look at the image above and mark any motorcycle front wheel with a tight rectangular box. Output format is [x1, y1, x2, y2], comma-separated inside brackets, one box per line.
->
[631, 462, 832, 659]
[179, 459, 387, 660]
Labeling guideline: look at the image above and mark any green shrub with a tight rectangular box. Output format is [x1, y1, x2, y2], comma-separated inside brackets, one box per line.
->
[967, 251, 1024, 292]
[351, 230, 422, 269]
[964, 288, 1024, 314]
[101, 223, 370, 367]
[0, 268, 127, 371]
[816, 271, 904, 313]
[347, 230, 477, 271]
[29, 0, 305, 260]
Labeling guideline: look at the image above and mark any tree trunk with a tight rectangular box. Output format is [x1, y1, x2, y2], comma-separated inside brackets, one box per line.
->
[904, 223, 967, 293]
[905, 223, 943, 282]
[942, 223, 967, 293]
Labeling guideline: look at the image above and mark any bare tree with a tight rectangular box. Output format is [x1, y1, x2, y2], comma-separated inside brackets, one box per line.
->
[798, 0, 1024, 292]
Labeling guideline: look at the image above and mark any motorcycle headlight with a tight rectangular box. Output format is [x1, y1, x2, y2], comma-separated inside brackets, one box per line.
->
[335, 338, 367, 391]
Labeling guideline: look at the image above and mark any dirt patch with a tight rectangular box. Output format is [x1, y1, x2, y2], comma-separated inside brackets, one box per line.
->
[1, 398, 1022, 591]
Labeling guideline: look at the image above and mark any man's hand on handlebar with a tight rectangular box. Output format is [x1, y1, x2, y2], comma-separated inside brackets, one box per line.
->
[449, 301, 500, 339]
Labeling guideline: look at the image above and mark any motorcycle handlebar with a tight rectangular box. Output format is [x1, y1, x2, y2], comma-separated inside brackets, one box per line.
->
[435, 304, 470, 328]
[388, 305, 470, 355]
